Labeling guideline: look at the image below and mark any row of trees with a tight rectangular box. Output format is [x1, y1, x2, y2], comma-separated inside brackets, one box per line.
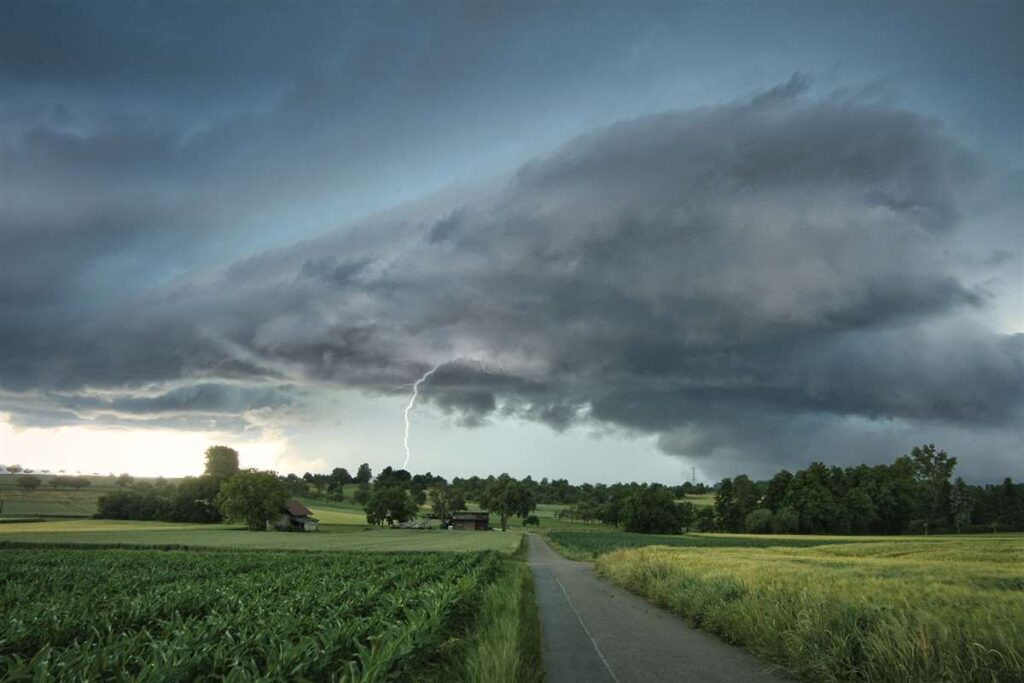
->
[96, 446, 243, 524]
[349, 468, 538, 530]
[712, 445, 1024, 535]
[11, 474, 93, 492]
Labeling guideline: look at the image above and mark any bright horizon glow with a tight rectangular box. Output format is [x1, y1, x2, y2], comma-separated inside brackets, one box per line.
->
[0, 413, 292, 478]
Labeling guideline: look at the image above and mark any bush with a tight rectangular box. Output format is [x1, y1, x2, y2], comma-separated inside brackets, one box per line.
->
[772, 506, 800, 534]
[16, 475, 42, 491]
[745, 508, 775, 534]
[621, 486, 682, 534]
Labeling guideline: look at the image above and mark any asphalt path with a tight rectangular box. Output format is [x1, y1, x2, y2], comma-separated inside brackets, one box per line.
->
[527, 534, 791, 683]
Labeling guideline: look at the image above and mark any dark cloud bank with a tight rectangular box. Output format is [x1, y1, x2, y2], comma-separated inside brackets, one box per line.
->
[2, 79, 1021, 479]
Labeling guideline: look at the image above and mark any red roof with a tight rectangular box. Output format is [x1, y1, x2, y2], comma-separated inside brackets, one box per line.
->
[285, 500, 313, 517]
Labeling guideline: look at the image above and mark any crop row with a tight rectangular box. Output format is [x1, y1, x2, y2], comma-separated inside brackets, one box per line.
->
[0, 547, 503, 681]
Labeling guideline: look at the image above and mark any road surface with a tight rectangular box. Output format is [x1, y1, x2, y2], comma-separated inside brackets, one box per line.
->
[527, 533, 791, 683]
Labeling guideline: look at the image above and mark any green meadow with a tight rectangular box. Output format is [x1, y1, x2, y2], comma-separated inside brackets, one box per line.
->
[0, 518, 523, 553]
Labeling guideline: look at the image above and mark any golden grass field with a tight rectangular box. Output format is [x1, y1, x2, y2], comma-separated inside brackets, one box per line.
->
[596, 536, 1024, 682]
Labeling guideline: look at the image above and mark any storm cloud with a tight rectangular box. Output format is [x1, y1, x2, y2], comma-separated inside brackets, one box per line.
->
[2, 2, 1021, 480]
[3, 78, 1020, 475]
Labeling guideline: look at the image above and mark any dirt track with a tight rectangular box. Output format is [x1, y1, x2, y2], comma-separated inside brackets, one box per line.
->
[527, 534, 790, 682]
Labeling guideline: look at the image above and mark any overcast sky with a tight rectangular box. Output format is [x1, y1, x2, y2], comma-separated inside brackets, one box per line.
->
[1, 1, 1021, 483]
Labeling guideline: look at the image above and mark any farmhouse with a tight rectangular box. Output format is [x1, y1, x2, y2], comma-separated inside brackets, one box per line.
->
[450, 511, 490, 531]
[274, 500, 320, 532]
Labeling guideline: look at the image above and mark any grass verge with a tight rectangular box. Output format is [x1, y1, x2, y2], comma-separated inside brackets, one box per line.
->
[461, 536, 544, 682]
[596, 538, 1024, 682]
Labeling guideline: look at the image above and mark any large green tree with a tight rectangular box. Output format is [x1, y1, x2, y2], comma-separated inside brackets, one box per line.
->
[204, 446, 240, 482]
[429, 483, 466, 524]
[355, 463, 373, 484]
[621, 485, 682, 534]
[16, 475, 41, 491]
[480, 475, 536, 531]
[215, 470, 287, 531]
[909, 444, 957, 532]
[949, 477, 974, 533]
[364, 485, 419, 526]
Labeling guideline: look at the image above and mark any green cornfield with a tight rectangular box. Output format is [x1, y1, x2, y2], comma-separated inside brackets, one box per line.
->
[0, 547, 506, 681]
[597, 538, 1024, 682]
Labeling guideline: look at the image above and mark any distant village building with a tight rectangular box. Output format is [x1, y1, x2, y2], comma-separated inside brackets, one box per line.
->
[450, 511, 490, 531]
[274, 500, 320, 532]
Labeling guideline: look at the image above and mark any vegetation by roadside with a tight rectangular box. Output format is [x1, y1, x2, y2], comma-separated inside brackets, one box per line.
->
[462, 537, 544, 683]
[596, 537, 1024, 682]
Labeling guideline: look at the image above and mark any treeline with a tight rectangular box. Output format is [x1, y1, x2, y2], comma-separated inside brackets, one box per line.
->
[449, 476, 708, 506]
[95, 446, 240, 523]
[712, 445, 1024, 535]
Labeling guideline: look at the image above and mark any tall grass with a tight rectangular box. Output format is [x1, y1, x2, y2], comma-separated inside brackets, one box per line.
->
[462, 561, 544, 682]
[597, 538, 1024, 682]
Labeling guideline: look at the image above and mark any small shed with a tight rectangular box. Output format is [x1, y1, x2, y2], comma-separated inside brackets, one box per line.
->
[274, 500, 320, 532]
[450, 511, 490, 531]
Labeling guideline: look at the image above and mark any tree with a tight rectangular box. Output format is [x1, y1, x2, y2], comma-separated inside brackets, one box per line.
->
[997, 478, 1024, 530]
[354, 482, 371, 505]
[909, 444, 956, 532]
[355, 463, 373, 484]
[204, 446, 240, 482]
[745, 508, 775, 534]
[429, 483, 466, 524]
[714, 478, 744, 532]
[480, 475, 537, 531]
[763, 470, 793, 512]
[842, 487, 877, 534]
[772, 506, 800, 534]
[116, 473, 134, 488]
[168, 475, 223, 523]
[675, 501, 697, 531]
[621, 485, 681, 534]
[327, 467, 352, 493]
[694, 506, 716, 532]
[375, 466, 412, 486]
[364, 485, 419, 526]
[948, 477, 974, 534]
[69, 476, 91, 490]
[17, 475, 41, 491]
[8, 464, 23, 473]
[215, 470, 287, 531]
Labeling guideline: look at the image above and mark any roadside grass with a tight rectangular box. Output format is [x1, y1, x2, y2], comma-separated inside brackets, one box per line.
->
[0, 519, 524, 553]
[596, 537, 1024, 682]
[462, 538, 544, 683]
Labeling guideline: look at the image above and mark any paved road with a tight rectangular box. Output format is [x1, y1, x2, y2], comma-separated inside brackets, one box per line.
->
[527, 534, 790, 683]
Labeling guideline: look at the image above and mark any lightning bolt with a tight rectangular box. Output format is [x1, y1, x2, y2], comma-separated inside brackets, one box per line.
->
[398, 355, 506, 469]
[401, 362, 445, 470]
